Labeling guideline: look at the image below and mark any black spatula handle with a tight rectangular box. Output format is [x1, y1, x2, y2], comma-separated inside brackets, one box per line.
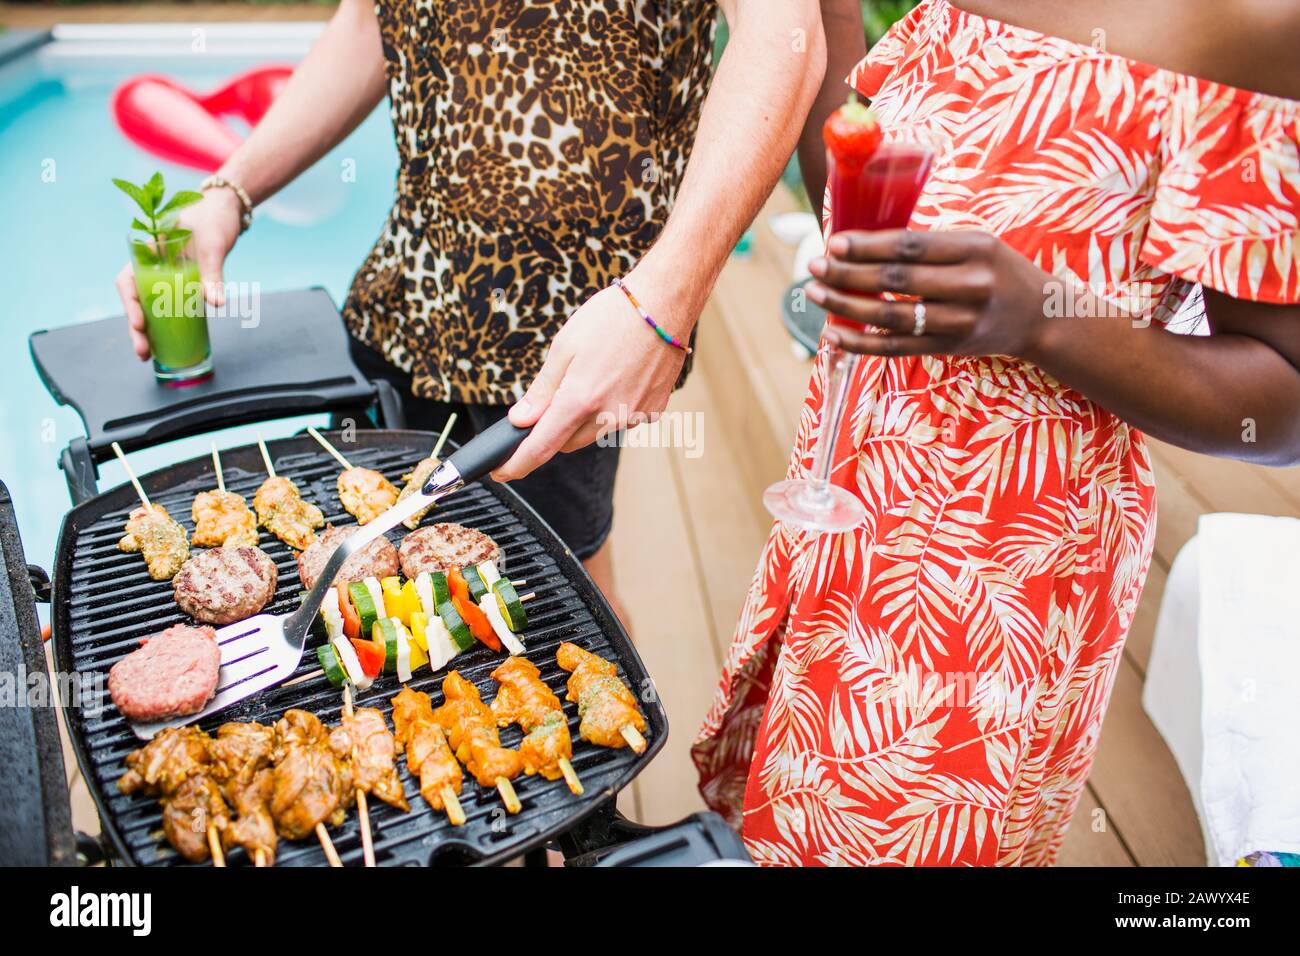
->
[441, 417, 533, 486]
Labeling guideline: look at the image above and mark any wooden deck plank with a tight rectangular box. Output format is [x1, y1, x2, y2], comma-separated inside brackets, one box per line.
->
[1124, 561, 1165, 676]
[1057, 786, 1135, 866]
[1086, 657, 1206, 866]
[1149, 440, 1298, 520]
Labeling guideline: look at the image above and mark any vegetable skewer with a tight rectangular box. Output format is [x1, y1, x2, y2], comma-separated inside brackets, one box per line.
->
[307, 426, 399, 525]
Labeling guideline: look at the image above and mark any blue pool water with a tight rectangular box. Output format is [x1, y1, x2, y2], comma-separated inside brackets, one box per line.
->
[0, 31, 399, 570]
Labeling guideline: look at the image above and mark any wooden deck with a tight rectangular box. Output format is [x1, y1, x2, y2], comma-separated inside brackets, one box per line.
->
[613, 186, 1300, 866]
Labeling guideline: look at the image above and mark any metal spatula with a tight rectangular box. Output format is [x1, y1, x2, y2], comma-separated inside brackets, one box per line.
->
[130, 418, 532, 739]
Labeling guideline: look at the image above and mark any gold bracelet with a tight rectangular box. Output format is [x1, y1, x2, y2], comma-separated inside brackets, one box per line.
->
[199, 175, 254, 233]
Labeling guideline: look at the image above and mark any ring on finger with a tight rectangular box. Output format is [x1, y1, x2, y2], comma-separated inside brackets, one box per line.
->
[912, 301, 927, 337]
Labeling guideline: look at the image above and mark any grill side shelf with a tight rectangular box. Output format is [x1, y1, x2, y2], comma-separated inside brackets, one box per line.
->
[50, 430, 666, 867]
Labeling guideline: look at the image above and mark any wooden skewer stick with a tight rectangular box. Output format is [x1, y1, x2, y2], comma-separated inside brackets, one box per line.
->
[211, 442, 226, 493]
[431, 413, 457, 460]
[558, 757, 584, 796]
[342, 684, 377, 868]
[257, 434, 275, 478]
[111, 441, 151, 508]
[442, 786, 467, 827]
[207, 824, 226, 867]
[495, 776, 522, 814]
[253, 848, 267, 868]
[620, 724, 647, 754]
[315, 823, 343, 867]
[519, 592, 536, 602]
[307, 426, 354, 471]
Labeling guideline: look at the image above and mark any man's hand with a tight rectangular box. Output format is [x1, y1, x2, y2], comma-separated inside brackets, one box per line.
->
[494, 279, 687, 481]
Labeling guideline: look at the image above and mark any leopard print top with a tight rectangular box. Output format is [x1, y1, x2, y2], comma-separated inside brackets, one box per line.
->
[343, 0, 718, 404]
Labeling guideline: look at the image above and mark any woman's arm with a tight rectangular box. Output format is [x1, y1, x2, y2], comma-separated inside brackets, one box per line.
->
[796, 0, 867, 221]
[495, 0, 828, 480]
[216, 0, 388, 204]
[807, 229, 1300, 466]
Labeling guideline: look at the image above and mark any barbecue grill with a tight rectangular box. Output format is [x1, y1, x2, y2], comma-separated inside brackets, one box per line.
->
[9, 290, 750, 867]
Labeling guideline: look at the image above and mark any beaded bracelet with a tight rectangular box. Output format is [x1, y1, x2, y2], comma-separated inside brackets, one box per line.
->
[611, 277, 692, 354]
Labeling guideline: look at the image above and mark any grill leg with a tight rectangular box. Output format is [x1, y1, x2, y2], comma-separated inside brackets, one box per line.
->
[556, 799, 655, 867]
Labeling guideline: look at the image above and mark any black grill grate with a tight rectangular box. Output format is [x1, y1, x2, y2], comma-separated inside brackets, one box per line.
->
[51, 430, 666, 866]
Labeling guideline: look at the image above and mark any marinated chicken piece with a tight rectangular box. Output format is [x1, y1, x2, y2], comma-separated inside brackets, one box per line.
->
[556, 642, 648, 750]
[270, 709, 354, 840]
[162, 775, 230, 863]
[118, 504, 189, 580]
[222, 768, 277, 864]
[432, 672, 523, 788]
[253, 476, 324, 551]
[118, 725, 211, 796]
[334, 707, 409, 811]
[390, 687, 463, 815]
[338, 467, 399, 526]
[192, 489, 258, 549]
[490, 657, 573, 782]
[208, 722, 278, 864]
[397, 456, 439, 530]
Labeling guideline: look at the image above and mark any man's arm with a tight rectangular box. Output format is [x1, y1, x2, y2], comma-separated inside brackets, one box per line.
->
[796, 0, 867, 221]
[496, 0, 827, 480]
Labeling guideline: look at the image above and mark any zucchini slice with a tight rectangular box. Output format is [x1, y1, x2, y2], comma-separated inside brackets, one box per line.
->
[477, 560, 501, 588]
[429, 570, 452, 607]
[438, 601, 475, 653]
[462, 565, 489, 602]
[492, 578, 528, 632]
[480, 594, 525, 656]
[317, 643, 348, 687]
[373, 617, 402, 673]
[349, 580, 381, 635]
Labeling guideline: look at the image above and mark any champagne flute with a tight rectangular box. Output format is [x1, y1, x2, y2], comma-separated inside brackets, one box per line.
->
[764, 128, 944, 532]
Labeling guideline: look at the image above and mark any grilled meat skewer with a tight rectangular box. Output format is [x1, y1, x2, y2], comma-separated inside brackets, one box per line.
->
[433, 671, 523, 812]
[253, 475, 324, 551]
[490, 657, 582, 793]
[117, 726, 227, 864]
[335, 706, 409, 811]
[338, 467, 400, 526]
[556, 643, 649, 754]
[391, 687, 465, 824]
[208, 722, 278, 865]
[270, 709, 355, 843]
[192, 489, 258, 549]
[118, 504, 190, 580]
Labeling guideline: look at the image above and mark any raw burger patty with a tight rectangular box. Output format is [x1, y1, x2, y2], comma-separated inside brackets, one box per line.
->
[174, 546, 279, 625]
[399, 523, 502, 579]
[109, 624, 220, 722]
[296, 525, 400, 590]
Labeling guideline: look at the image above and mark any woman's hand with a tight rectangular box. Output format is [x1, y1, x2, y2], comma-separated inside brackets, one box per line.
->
[115, 187, 244, 360]
[493, 280, 688, 482]
[806, 229, 1051, 359]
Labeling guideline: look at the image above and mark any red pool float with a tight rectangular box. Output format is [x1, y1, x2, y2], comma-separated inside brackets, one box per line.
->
[111, 65, 293, 172]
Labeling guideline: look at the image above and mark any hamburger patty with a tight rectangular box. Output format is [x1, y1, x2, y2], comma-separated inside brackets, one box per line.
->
[109, 624, 221, 722]
[398, 523, 502, 579]
[296, 525, 400, 590]
[174, 547, 279, 625]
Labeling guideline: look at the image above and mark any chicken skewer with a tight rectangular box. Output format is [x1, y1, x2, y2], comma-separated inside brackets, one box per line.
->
[556, 643, 649, 754]
[338, 684, 410, 866]
[490, 657, 583, 795]
[307, 426, 399, 526]
[432, 671, 524, 813]
[113, 441, 190, 580]
[390, 686, 466, 825]
[207, 721, 277, 866]
[270, 709, 352, 866]
[192, 444, 259, 548]
[396, 414, 457, 530]
[117, 726, 228, 866]
[253, 435, 325, 550]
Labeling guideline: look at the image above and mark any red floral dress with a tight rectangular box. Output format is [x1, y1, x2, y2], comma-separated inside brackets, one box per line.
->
[692, 0, 1300, 866]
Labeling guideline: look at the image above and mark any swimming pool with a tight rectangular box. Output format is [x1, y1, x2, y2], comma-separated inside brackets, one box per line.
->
[0, 24, 399, 570]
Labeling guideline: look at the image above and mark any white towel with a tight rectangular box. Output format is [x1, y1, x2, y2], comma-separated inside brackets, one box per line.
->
[1197, 513, 1300, 866]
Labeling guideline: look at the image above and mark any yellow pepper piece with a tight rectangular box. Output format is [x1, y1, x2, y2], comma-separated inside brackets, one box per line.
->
[409, 637, 429, 671]
[410, 611, 429, 652]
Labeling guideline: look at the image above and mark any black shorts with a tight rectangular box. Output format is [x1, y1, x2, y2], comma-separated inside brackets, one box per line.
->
[346, 338, 620, 561]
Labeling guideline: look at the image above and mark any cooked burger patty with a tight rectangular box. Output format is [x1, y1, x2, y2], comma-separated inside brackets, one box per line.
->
[296, 525, 400, 590]
[109, 624, 221, 722]
[398, 523, 502, 579]
[173, 546, 279, 625]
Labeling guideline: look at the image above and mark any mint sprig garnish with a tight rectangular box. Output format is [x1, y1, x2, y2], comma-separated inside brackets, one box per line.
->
[114, 172, 202, 266]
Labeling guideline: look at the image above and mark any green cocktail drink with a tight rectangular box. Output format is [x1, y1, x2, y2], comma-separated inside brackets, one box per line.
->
[128, 234, 212, 384]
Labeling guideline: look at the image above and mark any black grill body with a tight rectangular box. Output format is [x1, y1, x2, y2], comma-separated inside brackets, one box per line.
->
[50, 430, 667, 866]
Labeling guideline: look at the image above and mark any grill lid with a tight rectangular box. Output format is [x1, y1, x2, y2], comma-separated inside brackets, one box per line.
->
[51, 430, 666, 866]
